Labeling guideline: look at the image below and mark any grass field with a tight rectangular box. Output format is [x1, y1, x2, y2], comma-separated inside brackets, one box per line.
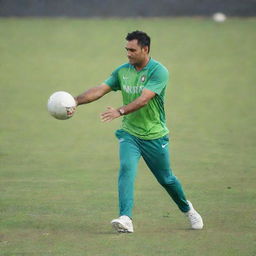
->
[0, 17, 256, 256]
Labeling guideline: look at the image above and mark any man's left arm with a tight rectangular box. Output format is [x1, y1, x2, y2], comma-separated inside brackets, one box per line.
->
[100, 88, 155, 122]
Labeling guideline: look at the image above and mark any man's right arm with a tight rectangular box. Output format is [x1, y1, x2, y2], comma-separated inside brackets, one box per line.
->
[75, 83, 112, 106]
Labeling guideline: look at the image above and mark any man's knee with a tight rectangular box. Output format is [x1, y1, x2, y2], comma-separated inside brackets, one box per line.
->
[120, 160, 134, 172]
[157, 173, 178, 187]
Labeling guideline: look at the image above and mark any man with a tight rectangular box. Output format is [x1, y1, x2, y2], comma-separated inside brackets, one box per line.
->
[75, 30, 203, 233]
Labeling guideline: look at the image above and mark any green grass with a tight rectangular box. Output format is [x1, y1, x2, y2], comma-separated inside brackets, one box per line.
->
[0, 17, 256, 256]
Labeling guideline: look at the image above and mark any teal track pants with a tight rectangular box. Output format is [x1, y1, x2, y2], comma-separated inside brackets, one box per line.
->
[115, 129, 190, 218]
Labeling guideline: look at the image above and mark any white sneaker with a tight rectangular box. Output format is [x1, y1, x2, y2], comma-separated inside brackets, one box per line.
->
[111, 215, 134, 233]
[185, 201, 204, 230]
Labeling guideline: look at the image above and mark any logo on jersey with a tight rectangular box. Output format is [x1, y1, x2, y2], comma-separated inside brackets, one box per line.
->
[141, 75, 146, 82]
[123, 85, 144, 94]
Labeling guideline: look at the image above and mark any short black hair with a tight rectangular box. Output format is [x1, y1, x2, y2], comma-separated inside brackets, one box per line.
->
[126, 30, 151, 53]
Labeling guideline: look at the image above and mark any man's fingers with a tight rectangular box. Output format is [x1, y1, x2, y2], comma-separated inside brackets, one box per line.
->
[100, 110, 112, 122]
[100, 106, 120, 122]
[101, 114, 112, 122]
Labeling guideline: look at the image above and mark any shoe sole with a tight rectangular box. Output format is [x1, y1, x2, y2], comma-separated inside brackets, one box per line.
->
[111, 221, 133, 233]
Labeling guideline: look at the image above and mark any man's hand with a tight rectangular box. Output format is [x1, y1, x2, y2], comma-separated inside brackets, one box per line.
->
[100, 89, 155, 122]
[101, 107, 121, 122]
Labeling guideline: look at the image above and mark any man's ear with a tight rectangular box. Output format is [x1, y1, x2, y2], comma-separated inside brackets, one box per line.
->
[142, 46, 149, 54]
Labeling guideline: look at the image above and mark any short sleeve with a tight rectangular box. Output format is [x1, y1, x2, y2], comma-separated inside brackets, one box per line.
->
[104, 68, 121, 91]
[145, 66, 169, 95]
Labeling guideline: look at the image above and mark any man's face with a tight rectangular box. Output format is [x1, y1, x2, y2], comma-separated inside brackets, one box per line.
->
[125, 39, 148, 66]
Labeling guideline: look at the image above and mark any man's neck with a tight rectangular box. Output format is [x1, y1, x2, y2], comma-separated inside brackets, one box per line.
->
[134, 56, 150, 71]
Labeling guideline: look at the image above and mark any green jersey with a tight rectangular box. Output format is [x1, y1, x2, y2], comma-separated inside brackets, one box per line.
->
[104, 58, 169, 140]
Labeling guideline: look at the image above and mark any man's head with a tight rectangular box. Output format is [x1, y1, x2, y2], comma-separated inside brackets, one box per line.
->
[125, 31, 151, 67]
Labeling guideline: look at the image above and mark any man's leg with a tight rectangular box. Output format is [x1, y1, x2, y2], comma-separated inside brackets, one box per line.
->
[140, 135, 190, 213]
[115, 130, 141, 217]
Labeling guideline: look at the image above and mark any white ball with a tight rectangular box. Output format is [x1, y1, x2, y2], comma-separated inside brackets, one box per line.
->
[213, 13, 227, 22]
[47, 91, 76, 120]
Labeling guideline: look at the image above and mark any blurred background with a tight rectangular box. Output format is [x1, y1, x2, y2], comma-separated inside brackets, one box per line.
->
[0, 0, 256, 17]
